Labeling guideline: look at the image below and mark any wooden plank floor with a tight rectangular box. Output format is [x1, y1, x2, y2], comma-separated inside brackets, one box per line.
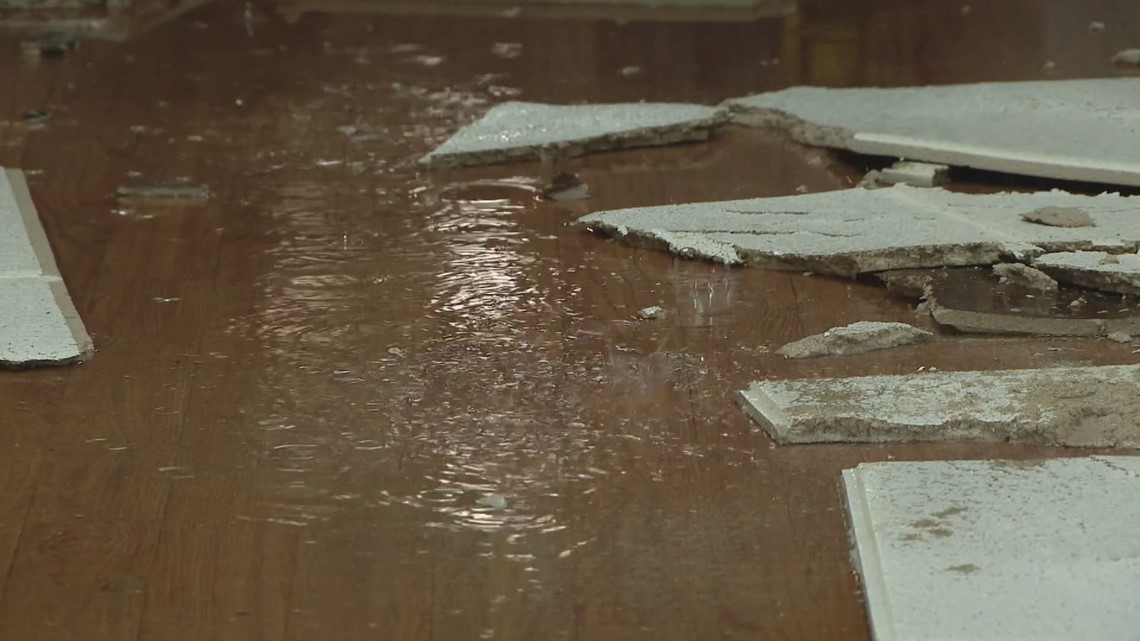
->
[1, 1, 1138, 639]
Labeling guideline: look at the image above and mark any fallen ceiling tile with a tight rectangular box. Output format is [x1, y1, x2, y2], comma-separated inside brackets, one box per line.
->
[844, 456, 1140, 641]
[1034, 251, 1140, 296]
[886, 268, 1140, 337]
[579, 185, 1140, 276]
[738, 364, 1140, 447]
[420, 101, 725, 168]
[777, 321, 932, 359]
[0, 168, 92, 367]
[725, 78, 1140, 187]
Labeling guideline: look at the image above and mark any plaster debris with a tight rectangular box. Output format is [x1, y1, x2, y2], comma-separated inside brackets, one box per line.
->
[725, 78, 1140, 187]
[843, 457, 1140, 641]
[21, 31, 77, 57]
[738, 364, 1140, 446]
[578, 185, 1140, 276]
[541, 172, 590, 201]
[922, 268, 1140, 337]
[1021, 206, 1094, 228]
[1110, 48, 1140, 68]
[490, 42, 522, 59]
[1088, 20, 1106, 33]
[117, 179, 210, 200]
[1034, 251, 1140, 296]
[877, 160, 950, 187]
[991, 262, 1057, 291]
[619, 65, 642, 77]
[636, 306, 667, 320]
[0, 169, 92, 367]
[1107, 332, 1132, 343]
[777, 321, 932, 359]
[420, 101, 724, 168]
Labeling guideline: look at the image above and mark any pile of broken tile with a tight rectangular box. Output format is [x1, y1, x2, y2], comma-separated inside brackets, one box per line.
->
[424, 75, 1140, 638]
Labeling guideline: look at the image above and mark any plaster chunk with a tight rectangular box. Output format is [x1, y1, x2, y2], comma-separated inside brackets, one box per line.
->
[991, 262, 1058, 291]
[1021, 206, 1094, 228]
[421, 101, 725, 168]
[725, 78, 1140, 187]
[777, 321, 932, 359]
[877, 160, 950, 187]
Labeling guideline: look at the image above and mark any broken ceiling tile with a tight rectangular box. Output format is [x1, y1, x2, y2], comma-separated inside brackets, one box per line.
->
[725, 78, 1140, 187]
[922, 268, 1140, 337]
[777, 321, 932, 359]
[844, 456, 1140, 641]
[0, 168, 93, 367]
[1034, 251, 1140, 296]
[738, 364, 1140, 447]
[420, 101, 725, 168]
[579, 185, 1140, 276]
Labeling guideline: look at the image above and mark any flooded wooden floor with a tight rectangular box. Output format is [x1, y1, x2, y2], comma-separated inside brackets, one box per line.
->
[0, 1, 1137, 638]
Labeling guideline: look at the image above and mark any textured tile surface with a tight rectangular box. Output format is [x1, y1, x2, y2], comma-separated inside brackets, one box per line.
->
[727, 78, 1140, 187]
[843, 456, 1140, 641]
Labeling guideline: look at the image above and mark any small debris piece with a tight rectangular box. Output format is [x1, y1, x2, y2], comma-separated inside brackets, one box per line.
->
[857, 169, 883, 189]
[877, 160, 950, 187]
[619, 65, 642, 77]
[491, 42, 522, 59]
[1021, 206, 1094, 228]
[21, 110, 51, 125]
[1111, 48, 1140, 68]
[1107, 332, 1132, 343]
[1088, 21, 1106, 34]
[636, 306, 667, 320]
[21, 32, 77, 58]
[777, 321, 933, 359]
[387, 347, 407, 358]
[476, 493, 508, 509]
[992, 263, 1058, 291]
[1035, 251, 1140, 296]
[541, 172, 590, 201]
[117, 179, 210, 200]
[739, 364, 1140, 447]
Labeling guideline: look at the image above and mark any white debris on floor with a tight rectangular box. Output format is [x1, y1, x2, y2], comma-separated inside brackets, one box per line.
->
[725, 78, 1140, 187]
[876, 160, 950, 187]
[738, 364, 1140, 447]
[991, 263, 1058, 291]
[843, 456, 1140, 641]
[420, 101, 724, 168]
[0, 169, 92, 367]
[579, 185, 1140, 275]
[777, 321, 932, 358]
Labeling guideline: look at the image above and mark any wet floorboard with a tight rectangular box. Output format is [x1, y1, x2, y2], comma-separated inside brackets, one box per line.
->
[0, 1, 1138, 639]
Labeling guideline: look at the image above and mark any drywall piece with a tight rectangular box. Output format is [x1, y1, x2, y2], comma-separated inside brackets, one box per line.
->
[991, 262, 1057, 291]
[0, 168, 92, 367]
[636, 306, 667, 320]
[579, 185, 1140, 276]
[877, 161, 949, 187]
[777, 321, 932, 359]
[739, 363, 1140, 446]
[725, 78, 1140, 187]
[1034, 251, 1140, 296]
[420, 101, 724, 168]
[843, 456, 1140, 641]
[1021, 206, 1094, 228]
[923, 268, 1140, 337]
